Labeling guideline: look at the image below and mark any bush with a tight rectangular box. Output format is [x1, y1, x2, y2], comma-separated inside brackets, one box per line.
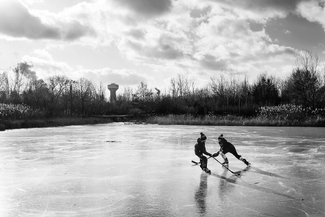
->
[257, 104, 307, 121]
[0, 103, 45, 120]
[128, 108, 145, 117]
[256, 104, 325, 124]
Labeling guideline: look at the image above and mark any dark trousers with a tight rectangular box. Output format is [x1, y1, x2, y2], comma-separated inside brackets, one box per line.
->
[200, 156, 208, 169]
[222, 145, 241, 159]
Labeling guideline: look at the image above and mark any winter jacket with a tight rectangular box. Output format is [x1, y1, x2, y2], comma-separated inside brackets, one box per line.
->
[194, 139, 212, 157]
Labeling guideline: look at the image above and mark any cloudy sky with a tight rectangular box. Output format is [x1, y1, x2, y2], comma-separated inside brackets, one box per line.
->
[1, 0, 325, 94]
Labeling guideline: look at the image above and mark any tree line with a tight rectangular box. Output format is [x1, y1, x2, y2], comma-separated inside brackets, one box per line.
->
[1, 51, 325, 119]
[0, 62, 107, 117]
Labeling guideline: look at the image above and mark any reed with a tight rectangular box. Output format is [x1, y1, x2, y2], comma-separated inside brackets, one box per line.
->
[145, 114, 325, 127]
[1, 117, 113, 131]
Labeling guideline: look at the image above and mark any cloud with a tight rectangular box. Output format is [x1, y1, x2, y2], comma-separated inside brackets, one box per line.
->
[124, 38, 184, 60]
[1, 0, 306, 89]
[297, 1, 325, 30]
[211, 0, 306, 11]
[21, 0, 44, 4]
[22, 50, 73, 79]
[127, 29, 146, 40]
[198, 54, 227, 70]
[0, 0, 59, 39]
[0, 0, 95, 40]
[21, 49, 148, 86]
[284, 30, 291, 34]
[79, 68, 149, 86]
[205, 0, 313, 23]
[102, 0, 299, 83]
[110, 0, 173, 17]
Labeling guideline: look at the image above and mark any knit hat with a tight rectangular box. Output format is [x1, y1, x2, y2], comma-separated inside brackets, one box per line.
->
[218, 134, 224, 140]
[200, 132, 207, 140]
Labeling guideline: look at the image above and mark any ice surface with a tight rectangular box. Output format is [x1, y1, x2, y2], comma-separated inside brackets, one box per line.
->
[0, 124, 324, 217]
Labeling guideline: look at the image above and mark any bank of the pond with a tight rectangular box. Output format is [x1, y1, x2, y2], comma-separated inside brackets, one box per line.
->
[0, 117, 113, 131]
[2, 115, 325, 131]
[145, 115, 325, 127]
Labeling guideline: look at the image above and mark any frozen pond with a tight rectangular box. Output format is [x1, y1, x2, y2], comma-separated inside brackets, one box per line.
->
[0, 124, 325, 217]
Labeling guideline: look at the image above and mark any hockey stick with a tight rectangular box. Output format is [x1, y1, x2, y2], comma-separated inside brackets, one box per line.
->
[192, 160, 200, 165]
[211, 156, 241, 176]
[211, 138, 241, 176]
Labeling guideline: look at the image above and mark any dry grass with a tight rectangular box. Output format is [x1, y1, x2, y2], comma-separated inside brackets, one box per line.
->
[1, 117, 113, 131]
[145, 115, 325, 127]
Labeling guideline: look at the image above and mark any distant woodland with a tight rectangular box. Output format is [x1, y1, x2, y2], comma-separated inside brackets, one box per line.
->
[1, 51, 325, 124]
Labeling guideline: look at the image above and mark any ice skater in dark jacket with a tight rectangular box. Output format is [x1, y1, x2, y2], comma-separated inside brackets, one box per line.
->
[212, 134, 250, 167]
[194, 132, 213, 174]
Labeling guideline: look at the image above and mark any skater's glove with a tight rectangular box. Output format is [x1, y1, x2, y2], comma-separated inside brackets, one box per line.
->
[212, 152, 219, 157]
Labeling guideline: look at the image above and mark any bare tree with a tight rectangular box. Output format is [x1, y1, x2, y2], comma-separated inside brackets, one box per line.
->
[0, 71, 10, 101]
[169, 73, 196, 97]
[97, 82, 106, 101]
[136, 82, 152, 101]
[240, 75, 250, 106]
[120, 87, 133, 101]
[252, 73, 280, 106]
[295, 50, 321, 74]
[210, 74, 228, 106]
[11, 62, 36, 95]
[76, 78, 96, 115]
[47, 75, 69, 116]
[170, 77, 178, 98]
[283, 50, 324, 108]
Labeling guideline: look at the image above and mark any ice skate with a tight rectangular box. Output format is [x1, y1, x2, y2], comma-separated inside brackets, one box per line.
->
[203, 168, 211, 174]
[242, 159, 250, 166]
[221, 159, 229, 168]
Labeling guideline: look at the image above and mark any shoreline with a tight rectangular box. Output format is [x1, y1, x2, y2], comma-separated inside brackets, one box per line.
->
[1, 115, 325, 131]
[0, 117, 114, 131]
[145, 115, 325, 127]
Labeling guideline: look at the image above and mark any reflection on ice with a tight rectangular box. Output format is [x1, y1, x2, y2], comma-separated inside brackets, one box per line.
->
[0, 125, 324, 217]
[195, 173, 208, 214]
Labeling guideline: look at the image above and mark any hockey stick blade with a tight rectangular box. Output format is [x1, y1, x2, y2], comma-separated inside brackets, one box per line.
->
[211, 156, 240, 176]
[192, 160, 199, 164]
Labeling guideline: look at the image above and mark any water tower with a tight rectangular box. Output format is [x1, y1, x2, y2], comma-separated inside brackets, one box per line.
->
[107, 83, 119, 103]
